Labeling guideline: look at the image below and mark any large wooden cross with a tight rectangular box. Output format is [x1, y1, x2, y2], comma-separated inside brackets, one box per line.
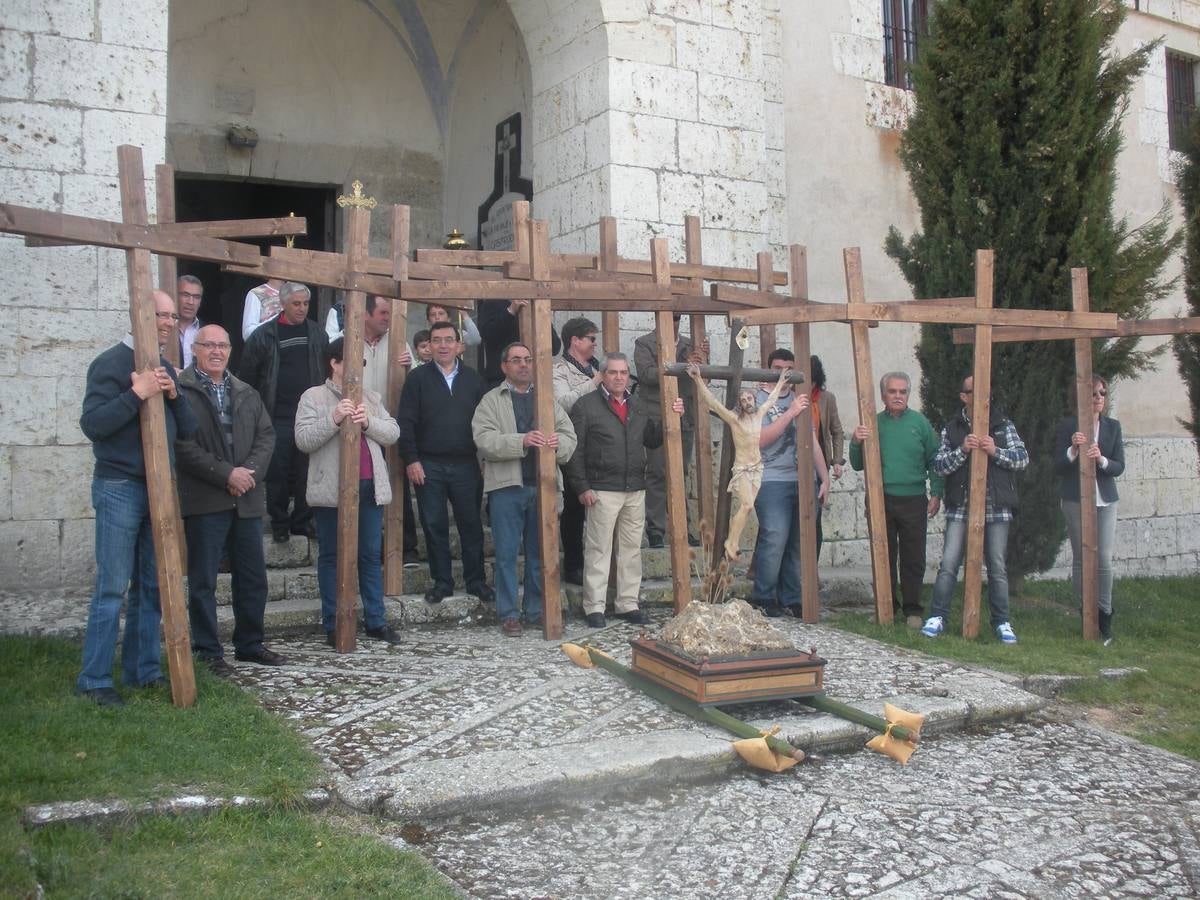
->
[722, 247, 1118, 635]
[951, 276, 1200, 640]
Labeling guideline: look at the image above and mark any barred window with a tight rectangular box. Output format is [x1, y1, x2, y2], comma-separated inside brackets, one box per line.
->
[883, 0, 928, 90]
[1167, 51, 1197, 152]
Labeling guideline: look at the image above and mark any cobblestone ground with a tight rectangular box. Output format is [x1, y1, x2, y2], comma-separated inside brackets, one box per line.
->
[403, 714, 1200, 899]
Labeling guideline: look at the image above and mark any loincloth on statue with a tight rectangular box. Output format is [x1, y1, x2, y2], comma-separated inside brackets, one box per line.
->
[727, 460, 764, 496]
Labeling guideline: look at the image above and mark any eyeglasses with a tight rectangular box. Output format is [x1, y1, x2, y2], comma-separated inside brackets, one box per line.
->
[155, 312, 180, 321]
[429, 336, 458, 345]
[961, 389, 973, 394]
[506, 356, 533, 365]
[178, 291, 202, 300]
[1093, 390, 1107, 398]
[193, 341, 231, 350]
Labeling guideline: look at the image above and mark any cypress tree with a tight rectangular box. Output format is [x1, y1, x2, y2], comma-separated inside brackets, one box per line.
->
[1173, 118, 1200, 466]
[885, 0, 1177, 578]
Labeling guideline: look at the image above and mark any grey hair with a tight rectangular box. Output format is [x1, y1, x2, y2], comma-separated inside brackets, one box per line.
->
[879, 371, 910, 394]
[280, 282, 311, 302]
[601, 352, 629, 371]
[177, 274, 203, 291]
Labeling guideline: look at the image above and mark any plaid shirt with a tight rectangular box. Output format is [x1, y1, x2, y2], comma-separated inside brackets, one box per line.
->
[933, 414, 1028, 523]
[195, 364, 234, 457]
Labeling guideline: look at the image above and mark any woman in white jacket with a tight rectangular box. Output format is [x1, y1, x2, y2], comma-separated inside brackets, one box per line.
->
[294, 338, 401, 645]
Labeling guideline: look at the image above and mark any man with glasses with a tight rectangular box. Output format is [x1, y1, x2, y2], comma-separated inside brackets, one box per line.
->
[397, 320, 492, 605]
[176, 325, 286, 673]
[922, 375, 1028, 643]
[75, 290, 198, 705]
[238, 282, 328, 543]
[552, 317, 602, 585]
[176, 275, 205, 369]
[473, 342, 577, 636]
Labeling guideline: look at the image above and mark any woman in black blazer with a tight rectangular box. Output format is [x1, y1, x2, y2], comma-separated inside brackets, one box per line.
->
[1055, 374, 1124, 645]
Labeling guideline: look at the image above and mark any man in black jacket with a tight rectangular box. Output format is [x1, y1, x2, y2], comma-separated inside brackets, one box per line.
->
[237, 282, 327, 542]
[177, 325, 286, 674]
[564, 353, 682, 628]
[397, 320, 493, 604]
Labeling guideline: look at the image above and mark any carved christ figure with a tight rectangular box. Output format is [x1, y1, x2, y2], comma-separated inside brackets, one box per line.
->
[687, 363, 789, 560]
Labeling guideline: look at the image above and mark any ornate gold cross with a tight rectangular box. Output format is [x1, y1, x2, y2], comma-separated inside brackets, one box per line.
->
[337, 179, 377, 210]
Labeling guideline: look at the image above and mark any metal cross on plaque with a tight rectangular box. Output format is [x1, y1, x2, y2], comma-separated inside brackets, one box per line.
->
[337, 179, 377, 210]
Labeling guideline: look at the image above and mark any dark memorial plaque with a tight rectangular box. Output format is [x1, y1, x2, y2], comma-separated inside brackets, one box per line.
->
[477, 113, 534, 251]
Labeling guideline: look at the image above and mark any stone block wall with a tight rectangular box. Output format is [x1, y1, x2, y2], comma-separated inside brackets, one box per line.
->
[0, 1, 169, 591]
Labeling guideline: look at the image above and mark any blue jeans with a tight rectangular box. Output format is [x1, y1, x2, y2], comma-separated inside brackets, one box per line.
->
[751, 480, 803, 609]
[1062, 500, 1117, 614]
[185, 510, 268, 659]
[77, 477, 162, 690]
[414, 459, 486, 594]
[489, 485, 542, 623]
[930, 515, 1011, 627]
[313, 481, 386, 632]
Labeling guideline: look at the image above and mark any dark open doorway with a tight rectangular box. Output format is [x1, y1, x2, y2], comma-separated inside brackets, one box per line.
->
[174, 176, 337, 366]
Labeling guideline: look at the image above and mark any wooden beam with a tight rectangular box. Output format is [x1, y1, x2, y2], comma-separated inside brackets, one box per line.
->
[663, 363, 806, 383]
[729, 298, 1120, 330]
[155, 164, 180, 369]
[951, 316, 1200, 344]
[652, 237, 691, 613]
[0, 202, 261, 266]
[383, 205, 410, 596]
[334, 207, 370, 653]
[685, 216, 715, 540]
[845, 248, 893, 625]
[1072, 269, 1100, 642]
[757, 252, 777, 362]
[25, 216, 309, 246]
[117, 145, 195, 708]
[397, 280, 674, 302]
[529, 219, 564, 641]
[961, 250, 995, 639]
[599, 217, 622, 356]
[789, 245, 821, 626]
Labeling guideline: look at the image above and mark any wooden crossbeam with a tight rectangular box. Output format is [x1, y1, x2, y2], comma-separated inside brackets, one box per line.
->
[728, 298, 1119, 330]
[26, 216, 309, 247]
[0, 203, 260, 265]
[117, 145, 196, 707]
[951, 316, 1200, 344]
[663, 363, 806, 383]
[788, 246, 821, 625]
[1072, 269, 1101, 642]
[383, 206, 411, 596]
[155, 164, 181, 369]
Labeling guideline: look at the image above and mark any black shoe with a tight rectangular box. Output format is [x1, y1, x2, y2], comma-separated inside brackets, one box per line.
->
[781, 605, 802, 618]
[471, 584, 495, 604]
[76, 686, 124, 706]
[1099, 610, 1113, 646]
[585, 613, 606, 628]
[365, 625, 402, 644]
[138, 677, 167, 689]
[291, 522, 317, 539]
[615, 608, 650, 625]
[234, 647, 287, 666]
[205, 657, 237, 677]
[424, 587, 450, 604]
[325, 631, 336, 647]
[403, 549, 420, 568]
[646, 534, 665, 549]
[563, 568, 584, 586]
[687, 533, 700, 547]
[760, 604, 784, 618]
[272, 526, 290, 544]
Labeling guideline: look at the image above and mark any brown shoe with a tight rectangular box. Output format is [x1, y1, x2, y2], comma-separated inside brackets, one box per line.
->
[906, 615, 924, 629]
[500, 618, 523, 637]
[205, 657, 237, 678]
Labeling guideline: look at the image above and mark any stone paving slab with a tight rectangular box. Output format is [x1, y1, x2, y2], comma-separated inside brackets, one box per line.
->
[211, 610, 1046, 823]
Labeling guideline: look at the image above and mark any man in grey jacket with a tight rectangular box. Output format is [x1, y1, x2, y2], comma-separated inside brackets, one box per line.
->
[564, 354, 682, 628]
[176, 325, 285, 674]
[473, 342, 577, 636]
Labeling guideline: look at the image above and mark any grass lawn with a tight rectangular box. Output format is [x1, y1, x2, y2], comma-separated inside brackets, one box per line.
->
[830, 575, 1200, 761]
[0, 636, 456, 899]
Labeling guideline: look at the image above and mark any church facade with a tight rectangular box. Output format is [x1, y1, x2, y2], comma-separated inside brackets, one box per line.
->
[1, 0, 1198, 590]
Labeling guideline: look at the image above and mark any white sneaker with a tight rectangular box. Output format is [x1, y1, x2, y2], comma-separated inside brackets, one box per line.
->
[921, 616, 944, 638]
[996, 622, 1017, 644]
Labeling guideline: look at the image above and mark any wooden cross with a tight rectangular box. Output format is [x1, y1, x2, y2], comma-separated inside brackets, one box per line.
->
[724, 247, 1119, 633]
[951, 280, 1200, 640]
[0, 145, 312, 704]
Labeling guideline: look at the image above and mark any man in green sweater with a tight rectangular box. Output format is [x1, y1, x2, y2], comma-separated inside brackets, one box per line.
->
[849, 372, 943, 628]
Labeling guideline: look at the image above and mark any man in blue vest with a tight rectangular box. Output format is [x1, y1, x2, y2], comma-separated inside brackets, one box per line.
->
[921, 375, 1028, 644]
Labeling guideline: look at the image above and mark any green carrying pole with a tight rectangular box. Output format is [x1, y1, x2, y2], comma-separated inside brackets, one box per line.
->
[798, 695, 918, 743]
